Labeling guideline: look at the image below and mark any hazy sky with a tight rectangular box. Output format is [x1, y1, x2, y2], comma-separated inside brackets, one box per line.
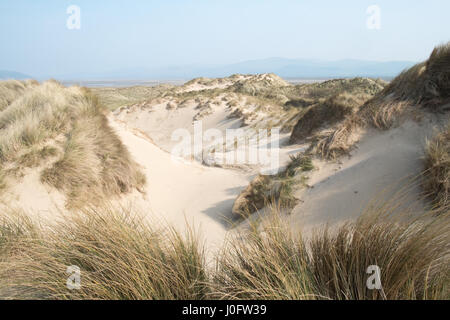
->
[1, 0, 449, 77]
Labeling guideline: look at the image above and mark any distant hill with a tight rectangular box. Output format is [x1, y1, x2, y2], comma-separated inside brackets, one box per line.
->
[0, 70, 32, 80]
[53, 58, 417, 81]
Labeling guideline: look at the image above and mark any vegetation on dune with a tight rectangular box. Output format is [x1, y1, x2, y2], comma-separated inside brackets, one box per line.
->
[289, 92, 372, 143]
[232, 154, 314, 218]
[0, 203, 447, 300]
[0, 207, 208, 300]
[289, 77, 386, 101]
[41, 112, 146, 208]
[288, 78, 386, 145]
[0, 81, 69, 162]
[310, 42, 450, 160]
[17, 145, 58, 169]
[0, 50, 448, 301]
[214, 205, 449, 300]
[92, 84, 175, 111]
[364, 42, 450, 117]
[424, 122, 450, 209]
[0, 80, 145, 206]
[0, 79, 38, 112]
[113, 74, 386, 136]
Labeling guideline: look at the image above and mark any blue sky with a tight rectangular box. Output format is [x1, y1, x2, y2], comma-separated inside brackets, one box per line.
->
[0, 0, 449, 77]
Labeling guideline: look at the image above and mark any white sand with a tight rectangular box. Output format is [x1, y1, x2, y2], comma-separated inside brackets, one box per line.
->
[109, 118, 251, 258]
[3, 75, 447, 260]
[288, 114, 449, 233]
[111, 91, 450, 252]
[1, 167, 66, 222]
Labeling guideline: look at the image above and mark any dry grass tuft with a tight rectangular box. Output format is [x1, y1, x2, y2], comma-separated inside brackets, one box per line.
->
[423, 122, 450, 208]
[309, 209, 449, 299]
[0, 80, 38, 112]
[0, 201, 447, 300]
[309, 42, 450, 160]
[213, 206, 449, 300]
[41, 113, 145, 208]
[0, 206, 208, 300]
[290, 93, 371, 143]
[17, 146, 58, 168]
[232, 155, 313, 218]
[0, 209, 38, 258]
[308, 116, 361, 159]
[212, 211, 316, 299]
[0, 80, 145, 207]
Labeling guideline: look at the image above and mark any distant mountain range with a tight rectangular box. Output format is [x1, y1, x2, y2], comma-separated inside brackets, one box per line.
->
[3, 58, 418, 81]
[0, 70, 33, 80]
[53, 58, 416, 81]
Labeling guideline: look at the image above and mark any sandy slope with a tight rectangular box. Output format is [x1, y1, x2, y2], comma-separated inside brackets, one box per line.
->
[111, 80, 448, 248]
[109, 118, 251, 257]
[3, 74, 446, 260]
[289, 114, 449, 232]
[0, 167, 66, 222]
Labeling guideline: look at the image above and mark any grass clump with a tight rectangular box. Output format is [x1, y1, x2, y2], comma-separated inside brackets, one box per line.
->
[212, 212, 315, 299]
[424, 122, 450, 208]
[0, 202, 447, 300]
[290, 93, 371, 143]
[0, 81, 71, 161]
[17, 145, 58, 168]
[0, 80, 145, 207]
[214, 207, 449, 300]
[0, 209, 37, 258]
[92, 84, 175, 111]
[309, 42, 450, 160]
[0, 79, 38, 112]
[232, 154, 314, 218]
[0, 206, 208, 300]
[41, 113, 145, 208]
[309, 209, 449, 299]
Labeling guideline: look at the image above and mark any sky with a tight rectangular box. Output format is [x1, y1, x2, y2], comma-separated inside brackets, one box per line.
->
[0, 0, 449, 77]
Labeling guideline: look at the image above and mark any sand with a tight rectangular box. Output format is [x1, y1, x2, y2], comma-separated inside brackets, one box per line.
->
[109, 118, 251, 258]
[0, 167, 66, 222]
[288, 114, 449, 233]
[109, 89, 450, 255]
[3, 75, 447, 260]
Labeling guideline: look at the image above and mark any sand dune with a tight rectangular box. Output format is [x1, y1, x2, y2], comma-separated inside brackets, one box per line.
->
[1, 69, 448, 261]
[106, 71, 449, 254]
[290, 115, 448, 232]
[109, 118, 251, 256]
